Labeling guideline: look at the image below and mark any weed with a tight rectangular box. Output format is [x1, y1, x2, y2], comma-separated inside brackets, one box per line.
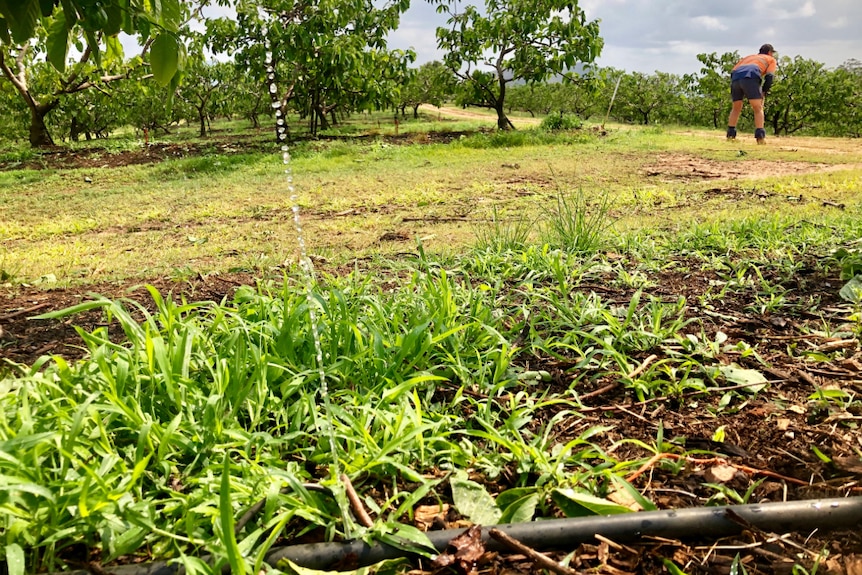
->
[540, 113, 584, 131]
[541, 188, 614, 255]
[472, 206, 534, 252]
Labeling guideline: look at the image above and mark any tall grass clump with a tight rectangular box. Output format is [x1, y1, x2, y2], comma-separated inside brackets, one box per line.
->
[472, 206, 535, 252]
[541, 188, 614, 255]
[456, 129, 555, 149]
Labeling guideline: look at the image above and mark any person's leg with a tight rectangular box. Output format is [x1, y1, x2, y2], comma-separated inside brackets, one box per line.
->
[750, 98, 766, 142]
[750, 98, 764, 129]
[726, 80, 745, 139]
[727, 101, 744, 128]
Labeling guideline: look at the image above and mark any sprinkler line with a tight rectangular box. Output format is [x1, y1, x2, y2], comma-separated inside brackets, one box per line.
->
[56, 497, 862, 574]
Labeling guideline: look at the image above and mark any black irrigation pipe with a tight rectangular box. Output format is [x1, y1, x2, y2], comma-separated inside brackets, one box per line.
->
[59, 497, 862, 575]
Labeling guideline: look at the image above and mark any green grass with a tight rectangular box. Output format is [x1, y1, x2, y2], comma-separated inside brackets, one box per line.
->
[2, 116, 860, 286]
[4, 203, 861, 571]
[2, 113, 862, 573]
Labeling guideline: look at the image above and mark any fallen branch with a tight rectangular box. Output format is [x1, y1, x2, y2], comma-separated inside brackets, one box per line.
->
[821, 200, 845, 209]
[489, 528, 579, 575]
[401, 216, 473, 223]
[0, 302, 50, 321]
[341, 474, 374, 528]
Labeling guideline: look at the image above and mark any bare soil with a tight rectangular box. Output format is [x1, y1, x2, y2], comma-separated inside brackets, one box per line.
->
[2, 127, 862, 574]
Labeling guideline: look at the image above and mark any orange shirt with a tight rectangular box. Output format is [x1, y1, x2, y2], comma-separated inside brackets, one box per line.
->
[731, 54, 777, 79]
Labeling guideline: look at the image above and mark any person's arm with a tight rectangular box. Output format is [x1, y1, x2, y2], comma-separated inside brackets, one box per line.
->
[762, 73, 774, 95]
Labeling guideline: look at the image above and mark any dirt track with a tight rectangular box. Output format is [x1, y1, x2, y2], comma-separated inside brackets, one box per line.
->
[419, 104, 542, 127]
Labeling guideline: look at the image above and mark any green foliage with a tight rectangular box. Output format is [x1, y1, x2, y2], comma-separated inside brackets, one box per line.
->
[541, 188, 613, 255]
[397, 61, 458, 117]
[612, 71, 683, 125]
[433, 0, 602, 129]
[207, 0, 414, 137]
[509, 81, 600, 120]
[540, 112, 584, 131]
[1, 0, 183, 80]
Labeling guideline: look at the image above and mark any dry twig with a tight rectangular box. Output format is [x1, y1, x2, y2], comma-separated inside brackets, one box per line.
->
[341, 473, 374, 528]
[489, 528, 578, 575]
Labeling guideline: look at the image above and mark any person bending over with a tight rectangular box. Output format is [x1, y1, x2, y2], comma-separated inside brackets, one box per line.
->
[727, 44, 777, 144]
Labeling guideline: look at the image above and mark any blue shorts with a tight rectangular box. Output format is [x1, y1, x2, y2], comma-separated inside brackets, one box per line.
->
[730, 77, 763, 102]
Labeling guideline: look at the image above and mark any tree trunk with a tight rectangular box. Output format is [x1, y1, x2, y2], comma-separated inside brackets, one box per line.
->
[198, 107, 207, 137]
[70, 116, 81, 142]
[317, 107, 330, 131]
[29, 102, 58, 147]
[412, 104, 420, 119]
[494, 66, 514, 130]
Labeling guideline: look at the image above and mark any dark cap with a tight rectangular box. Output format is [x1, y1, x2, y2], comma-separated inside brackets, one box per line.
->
[759, 43, 775, 54]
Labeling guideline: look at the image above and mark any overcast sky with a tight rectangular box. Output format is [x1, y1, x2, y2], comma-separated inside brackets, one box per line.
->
[386, 0, 861, 74]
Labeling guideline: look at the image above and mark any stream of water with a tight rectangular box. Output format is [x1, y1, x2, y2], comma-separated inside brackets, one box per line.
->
[265, 42, 353, 537]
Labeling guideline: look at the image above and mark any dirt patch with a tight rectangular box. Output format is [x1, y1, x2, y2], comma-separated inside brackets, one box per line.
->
[643, 153, 836, 182]
[0, 129, 485, 172]
[0, 274, 253, 364]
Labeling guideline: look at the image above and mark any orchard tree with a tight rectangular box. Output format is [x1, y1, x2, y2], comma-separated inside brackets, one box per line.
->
[0, 40, 138, 146]
[177, 34, 235, 137]
[432, 0, 602, 129]
[207, 0, 415, 137]
[227, 65, 269, 129]
[765, 56, 833, 135]
[51, 75, 130, 140]
[0, 0, 191, 146]
[613, 71, 682, 125]
[830, 59, 862, 137]
[507, 83, 555, 116]
[116, 76, 185, 136]
[398, 60, 457, 118]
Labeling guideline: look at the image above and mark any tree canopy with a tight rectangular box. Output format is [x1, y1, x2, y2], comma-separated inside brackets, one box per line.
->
[0, 0, 185, 83]
[432, 0, 602, 129]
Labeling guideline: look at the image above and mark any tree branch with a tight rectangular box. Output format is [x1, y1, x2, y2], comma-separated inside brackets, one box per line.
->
[0, 45, 37, 108]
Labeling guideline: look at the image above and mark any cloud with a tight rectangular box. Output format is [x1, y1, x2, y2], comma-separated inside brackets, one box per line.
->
[691, 16, 727, 31]
[826, 16, 848, 29]
[572, 0, 862, 74]
[774, 0, 816, 19]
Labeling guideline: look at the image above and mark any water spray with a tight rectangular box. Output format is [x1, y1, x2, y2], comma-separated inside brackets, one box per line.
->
[264, 39, 353, 538]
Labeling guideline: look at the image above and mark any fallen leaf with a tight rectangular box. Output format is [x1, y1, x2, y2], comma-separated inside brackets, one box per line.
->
[607, 487, 643, 512]
[833, 456, 862, 475]
[704, 464, 737, 484]
[432, 525, 485, 574]
[846, 554, 862, 575]
[414, 504, 450, 531]
[776, 418, 791, 431]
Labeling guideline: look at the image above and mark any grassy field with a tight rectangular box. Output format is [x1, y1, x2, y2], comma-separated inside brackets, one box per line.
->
[2, 111, 862, 574]
[2, 110, 861, 287]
